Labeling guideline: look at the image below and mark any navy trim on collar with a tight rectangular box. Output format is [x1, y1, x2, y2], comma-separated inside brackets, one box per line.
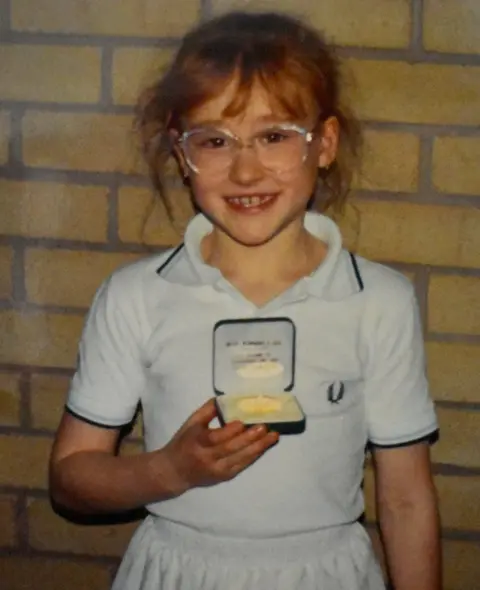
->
[156, 244, 185, 277]
[349, 252, 364, 292]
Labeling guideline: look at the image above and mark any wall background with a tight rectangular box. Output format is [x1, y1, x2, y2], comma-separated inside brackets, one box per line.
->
[0, 0, 479, 588]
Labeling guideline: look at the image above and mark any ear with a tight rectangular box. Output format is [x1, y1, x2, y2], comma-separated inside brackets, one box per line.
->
[317, 116, 340, 169]
[169, 129, 189, 178]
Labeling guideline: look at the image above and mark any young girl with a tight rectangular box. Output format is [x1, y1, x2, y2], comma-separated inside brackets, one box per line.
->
[49, 11, 441, 590]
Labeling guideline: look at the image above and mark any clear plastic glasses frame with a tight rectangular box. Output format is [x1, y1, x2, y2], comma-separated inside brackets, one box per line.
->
[177, 123, 315, 175]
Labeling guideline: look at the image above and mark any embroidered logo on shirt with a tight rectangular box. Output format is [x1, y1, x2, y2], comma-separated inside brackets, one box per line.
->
[327, 381, 345, 404]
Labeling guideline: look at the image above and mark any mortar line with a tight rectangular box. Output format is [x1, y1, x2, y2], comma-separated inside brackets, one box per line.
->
[410, 0, 424, 54]
[0, 0, 10, 34]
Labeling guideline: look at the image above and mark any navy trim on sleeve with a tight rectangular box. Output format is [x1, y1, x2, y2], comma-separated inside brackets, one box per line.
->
[349, 252, 364, 292]
[65, 405, 129, 430]
[369, 429, 439, 450]
[156, 244, 184, 276]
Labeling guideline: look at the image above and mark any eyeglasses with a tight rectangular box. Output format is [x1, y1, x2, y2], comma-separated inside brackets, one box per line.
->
[177, 123, 315, 175]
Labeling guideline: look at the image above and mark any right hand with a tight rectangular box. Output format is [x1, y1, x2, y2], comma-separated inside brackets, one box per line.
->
[161, 398, 279, 494]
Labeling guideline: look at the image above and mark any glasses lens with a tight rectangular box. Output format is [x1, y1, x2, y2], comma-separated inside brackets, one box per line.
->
[181, 126, 309, 174]
[255, 128, 307, 173]
[183, 129, 233, 173]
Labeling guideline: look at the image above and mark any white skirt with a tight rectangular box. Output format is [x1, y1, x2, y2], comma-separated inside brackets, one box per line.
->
[112, 516, 386, 590]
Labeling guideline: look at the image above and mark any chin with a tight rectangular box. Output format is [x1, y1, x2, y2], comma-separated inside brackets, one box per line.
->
[201, 203, 306, 248]
[213, 222, 273, 247]
[232, 233, 276, 248]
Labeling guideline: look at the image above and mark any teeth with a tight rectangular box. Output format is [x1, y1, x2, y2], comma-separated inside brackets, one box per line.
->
[229, 195, 273, 208]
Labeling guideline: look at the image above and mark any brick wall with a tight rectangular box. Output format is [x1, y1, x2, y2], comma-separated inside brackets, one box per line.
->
[0, 1, 479, 588]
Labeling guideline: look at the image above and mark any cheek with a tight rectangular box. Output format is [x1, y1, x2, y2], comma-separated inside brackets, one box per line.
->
[189, 176, 217, 206]
[277, 164, 318, 198]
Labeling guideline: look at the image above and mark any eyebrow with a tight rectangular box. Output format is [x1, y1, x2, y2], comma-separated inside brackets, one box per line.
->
[185, 115, 301, 130]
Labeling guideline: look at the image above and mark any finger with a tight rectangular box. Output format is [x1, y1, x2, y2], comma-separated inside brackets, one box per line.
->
[209, 423, 268, 454]
[207, 420, 246, 445]
[184, 398, 218, 429]
[216, 430, 279, 474]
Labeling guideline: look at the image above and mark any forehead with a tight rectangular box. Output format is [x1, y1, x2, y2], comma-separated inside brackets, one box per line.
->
[184, 75, 314, 128]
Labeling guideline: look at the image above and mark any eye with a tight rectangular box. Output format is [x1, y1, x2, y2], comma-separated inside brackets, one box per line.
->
[257, 128, 298, 146]
[188, 131, 231, 150]
[261, 131, 289, 144]
[200, 136, 228, 149]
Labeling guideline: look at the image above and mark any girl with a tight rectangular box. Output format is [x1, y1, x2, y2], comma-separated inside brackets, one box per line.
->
[49, 11, 441, 590]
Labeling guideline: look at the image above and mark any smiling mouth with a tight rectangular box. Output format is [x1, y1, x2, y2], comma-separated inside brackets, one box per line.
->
[226, 194, 277, 208]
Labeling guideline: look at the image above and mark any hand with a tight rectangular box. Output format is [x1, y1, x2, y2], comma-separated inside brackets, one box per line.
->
[162, 398, 279, 494]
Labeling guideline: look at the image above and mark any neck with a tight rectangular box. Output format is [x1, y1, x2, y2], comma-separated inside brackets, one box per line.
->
[202, 217, 327, 283]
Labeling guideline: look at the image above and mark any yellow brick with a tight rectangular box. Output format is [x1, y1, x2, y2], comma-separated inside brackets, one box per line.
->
[432, 408, 480, 469]
[211, 0, 410, 48]
[0, 435, 52, 488]
[0, 180, 108, 242]
[0, 246, 12, 300]
[436, 475, 480, 532]
[428, 275, 480, 335]
[0, 45, 100, 103]
[335, 210, 426, 264]
[0, 556, 111, 590]
[0, 110, 10, 164]
[11, 0, 200, 38]
[427, 342, 480, 403]
[433, 137, 480, 196]
[28, 497, 137, 556]
[0, 371, 21, 427]
[443, 540, 480, 590]
[22, 112, 142, 174]
[352, 200, 480, 268]
[0, 495, 16, 547]
[31, 374, 71, 431]
[353, 130, 420, 193]
[0, 310, 83, 368]
[25, 249, 140, 308]
[424, 0, 480, 55]
[345, 60, 480, 125]
[118, 186, 193, 246]
[113, 47, 174, 106]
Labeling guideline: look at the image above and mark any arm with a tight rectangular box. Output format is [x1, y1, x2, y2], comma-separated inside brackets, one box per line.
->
[49, 413, 181, 513]
[50, 401, 278, 514]
[372, 442, 441, 590]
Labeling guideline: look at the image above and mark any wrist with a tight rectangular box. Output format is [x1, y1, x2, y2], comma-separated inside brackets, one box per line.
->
[147, 447, 189, 499]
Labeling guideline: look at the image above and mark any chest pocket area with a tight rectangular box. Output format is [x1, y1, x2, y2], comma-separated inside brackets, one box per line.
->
[299, 380, 367, 453]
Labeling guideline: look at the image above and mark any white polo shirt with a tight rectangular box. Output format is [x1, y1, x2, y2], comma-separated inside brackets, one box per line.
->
[67, 212, 438, 537]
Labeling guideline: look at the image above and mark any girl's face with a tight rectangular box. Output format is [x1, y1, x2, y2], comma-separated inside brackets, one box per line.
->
[176, 78, 339, 247]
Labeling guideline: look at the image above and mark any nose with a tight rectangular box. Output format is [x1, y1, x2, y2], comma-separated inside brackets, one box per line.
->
[228, 146, 265, 185]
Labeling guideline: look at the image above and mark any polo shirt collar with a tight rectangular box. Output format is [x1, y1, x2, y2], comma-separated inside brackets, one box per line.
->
[183, 214, 223, 283]
[303, 214, 361, 300]
[182, 212, 361, 301]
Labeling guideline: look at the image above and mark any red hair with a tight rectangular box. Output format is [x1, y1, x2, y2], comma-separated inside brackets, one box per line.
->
[135, 11, 360, 215]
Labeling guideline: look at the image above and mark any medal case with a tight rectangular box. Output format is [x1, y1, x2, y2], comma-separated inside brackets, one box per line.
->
[213, 318, 305, 435]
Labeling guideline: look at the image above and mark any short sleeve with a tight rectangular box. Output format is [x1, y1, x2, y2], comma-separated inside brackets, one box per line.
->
[364, 288, 438, 447]
[66, 274, 147, 428]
